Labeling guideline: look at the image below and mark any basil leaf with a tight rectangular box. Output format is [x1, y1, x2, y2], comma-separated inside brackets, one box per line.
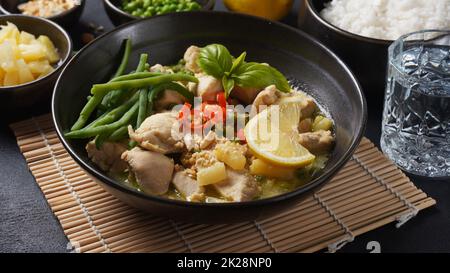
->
[232, 62, 291, 92]
[222, 76, 235, 98]
[197, 44, 233, 79]
[230, 52, 246, 74]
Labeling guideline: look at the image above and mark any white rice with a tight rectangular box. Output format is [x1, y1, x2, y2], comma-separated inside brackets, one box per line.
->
[320, 0, 450, 40]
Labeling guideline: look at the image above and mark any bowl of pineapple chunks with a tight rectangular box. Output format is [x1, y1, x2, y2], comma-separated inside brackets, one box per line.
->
[0, 15, 72, 112]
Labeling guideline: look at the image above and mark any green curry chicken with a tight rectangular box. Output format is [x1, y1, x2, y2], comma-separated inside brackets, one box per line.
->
[66, 41, 335, 203]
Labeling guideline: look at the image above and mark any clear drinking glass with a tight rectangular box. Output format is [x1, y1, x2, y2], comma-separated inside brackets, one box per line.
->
[381, 30, 450, 178]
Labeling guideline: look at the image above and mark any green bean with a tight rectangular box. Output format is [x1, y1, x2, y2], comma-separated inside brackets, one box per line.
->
[109, 126, 129, 142]
[102, 54, 150, 110]
[70, 94, 105, 131]
[94, 133, 110, 149]
[113, 39, 132, 78]
[85, 92, 139, 129]
[137, 88, 149, 128]
[136, 54, 149, 72]
[91, 73, 198, 96]
[65, 102, 139, 139]
[147, 84, 167, 116]
[110, 71, 163, 83]
[70, 39, 132, 131]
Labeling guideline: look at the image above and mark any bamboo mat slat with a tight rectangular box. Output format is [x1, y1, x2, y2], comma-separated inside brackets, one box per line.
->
[10, 114, 436, 253]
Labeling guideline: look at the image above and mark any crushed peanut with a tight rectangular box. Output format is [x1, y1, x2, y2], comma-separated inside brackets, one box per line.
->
[18, 0, 80, 18]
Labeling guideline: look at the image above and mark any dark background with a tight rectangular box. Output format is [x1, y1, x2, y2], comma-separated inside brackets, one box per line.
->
[0, 0, 449, 253]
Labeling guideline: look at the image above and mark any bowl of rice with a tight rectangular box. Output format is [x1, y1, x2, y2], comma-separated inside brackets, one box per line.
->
[298, 0, 450, 101]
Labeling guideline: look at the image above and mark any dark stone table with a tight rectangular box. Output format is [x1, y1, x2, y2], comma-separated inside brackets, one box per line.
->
[0, 0, 449, 253]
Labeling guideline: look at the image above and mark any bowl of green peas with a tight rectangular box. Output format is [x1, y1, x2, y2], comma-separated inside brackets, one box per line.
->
[103, 0, 215, 26]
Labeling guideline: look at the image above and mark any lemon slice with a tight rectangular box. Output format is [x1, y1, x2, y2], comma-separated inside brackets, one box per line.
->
[244, 101, 315, 168]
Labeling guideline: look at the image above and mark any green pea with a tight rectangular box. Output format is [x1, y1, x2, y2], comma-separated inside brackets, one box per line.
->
[125, 2, 137, 10]
[161, 6, 169, 13]
[168, 4, 177, 11]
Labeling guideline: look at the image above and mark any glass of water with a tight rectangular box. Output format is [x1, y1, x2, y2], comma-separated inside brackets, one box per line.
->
[381, 30, 450, 178]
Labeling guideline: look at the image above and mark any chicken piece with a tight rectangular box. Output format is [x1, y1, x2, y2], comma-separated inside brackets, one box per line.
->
[199, 130, 218, 150]
[183, 133, 203, 152]
[231, 85, 261, 105]
[129, 112, 184, 154]
[184, 45, 202, 73]
[182, 130, 220, 152]
[298, 130, 334, 154]
[213, 169, 260, 202]
[278, 92, 317, 118]
[251, 85, 282, 114]
[187, 81, 198, 94]
[86, 141, 127, 172]
[299, 96, 317, 118]
[149, 64, 173, 73]
[196, 74, 222, 101]
[299, 118, 312, 133]
[122, 148, 174, 195]
[172, 170, 205, 202]
[155, 89, 187, 111]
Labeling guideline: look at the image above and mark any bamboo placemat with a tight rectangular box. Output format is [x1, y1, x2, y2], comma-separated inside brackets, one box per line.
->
[10, 114, 435, 253]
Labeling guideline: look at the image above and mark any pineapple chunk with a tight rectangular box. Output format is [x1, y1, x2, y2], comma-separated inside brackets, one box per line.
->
[0, 22, 20, 43]
[3, 70, 19, 87]
[38, 35, 59, 63]
[0, 22, 60, 86]
[17, 59, 34, 84]
[28, 60, 50, 75]
[19, 31, 35, 44]
[27, 60, 50, 74]
[214, 142, 247, 170]
[250, 158, 295, 179]
[38, 65, 54, 78]
[18, 43, 46, 62]
[0, 41, 17, 73]
[197, 162, 227, 186]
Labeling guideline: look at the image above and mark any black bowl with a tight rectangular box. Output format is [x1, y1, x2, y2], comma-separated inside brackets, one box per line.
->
[53, 12, 366, 224]
[103, 0, 215, 26]
[298, 0, 392, 104]
[0, 0, 85, 28]
[0, 15, 72, 114]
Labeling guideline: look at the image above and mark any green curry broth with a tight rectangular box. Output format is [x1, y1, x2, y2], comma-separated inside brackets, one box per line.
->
[109, 154, 329, 201]
[107, 86, 333, 202]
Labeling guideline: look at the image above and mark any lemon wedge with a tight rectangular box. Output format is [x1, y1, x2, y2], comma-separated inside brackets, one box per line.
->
[244, 100, 315, 168]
